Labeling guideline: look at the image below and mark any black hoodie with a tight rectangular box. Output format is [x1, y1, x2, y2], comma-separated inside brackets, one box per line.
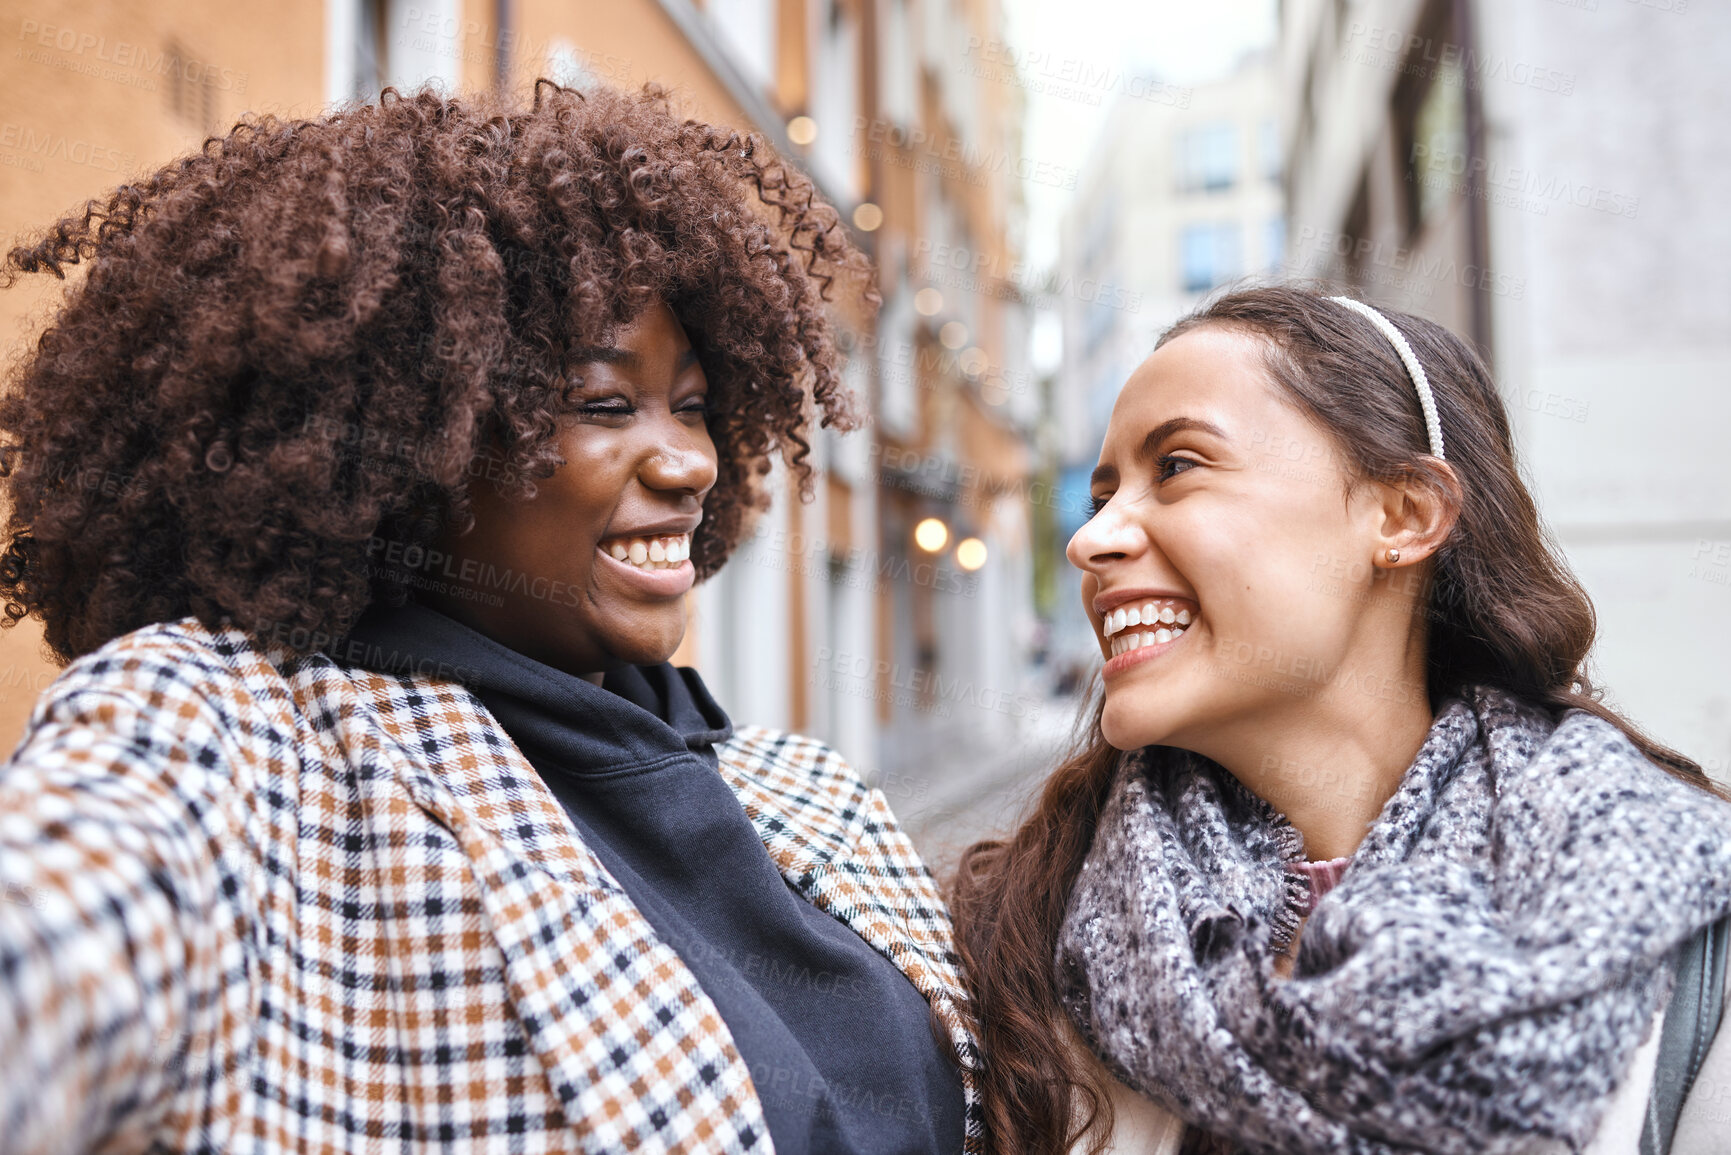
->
[341, 603, 964, 1155]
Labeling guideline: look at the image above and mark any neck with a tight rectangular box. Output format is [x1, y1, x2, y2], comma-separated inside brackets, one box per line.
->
[1182, 634, 1435, 862]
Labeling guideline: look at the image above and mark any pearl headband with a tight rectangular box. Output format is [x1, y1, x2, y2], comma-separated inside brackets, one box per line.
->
[1328, 295, 1446, 460]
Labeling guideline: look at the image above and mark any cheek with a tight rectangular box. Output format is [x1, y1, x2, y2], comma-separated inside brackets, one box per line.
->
[1164, 505, 1358, 666]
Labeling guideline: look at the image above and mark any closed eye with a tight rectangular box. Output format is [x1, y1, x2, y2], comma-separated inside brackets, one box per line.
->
[1088, 493, 1111, 517]
[578, 400, 634, 419]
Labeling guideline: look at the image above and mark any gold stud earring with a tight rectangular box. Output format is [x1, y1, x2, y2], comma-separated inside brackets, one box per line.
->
[1385, 548, 1401, 564]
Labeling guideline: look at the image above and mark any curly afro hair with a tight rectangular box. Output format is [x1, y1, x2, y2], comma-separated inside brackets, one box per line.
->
[0, 81, 870, 663]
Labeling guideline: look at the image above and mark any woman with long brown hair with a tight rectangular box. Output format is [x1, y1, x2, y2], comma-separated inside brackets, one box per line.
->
[951, 285, 1731, 1155]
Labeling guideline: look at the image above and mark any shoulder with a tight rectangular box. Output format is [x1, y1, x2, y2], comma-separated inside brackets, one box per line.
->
[14, 616, 294, 775]
[716, 725, 879, 863]
[719, 724, 868, 797]
[1672, 932, 1731, 1153]
[40, 616, 276, 705]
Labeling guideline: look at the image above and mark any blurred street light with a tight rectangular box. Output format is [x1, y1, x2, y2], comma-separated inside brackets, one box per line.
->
[852, 202, 884, 231]
[914, 287, 945, 316]
[956, 537, 988, 571]
[939, 321, 969, 349]
[786, 115, 817, 145]
[913, 517, 950, 553]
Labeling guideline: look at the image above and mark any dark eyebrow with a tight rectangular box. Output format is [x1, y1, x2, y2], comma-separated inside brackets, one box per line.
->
[1090, 416, 1229, 487]
[569, 346, 637, 369]
[568, 347, 700, 372]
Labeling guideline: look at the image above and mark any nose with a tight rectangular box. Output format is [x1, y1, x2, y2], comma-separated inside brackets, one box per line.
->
[639, 422, 718, 500]
[1066, 498, 1146, 574]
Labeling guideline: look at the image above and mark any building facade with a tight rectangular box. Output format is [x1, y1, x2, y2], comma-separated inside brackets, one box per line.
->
[0, 0, 1039, 791]
[1280, 0, 1731, 779]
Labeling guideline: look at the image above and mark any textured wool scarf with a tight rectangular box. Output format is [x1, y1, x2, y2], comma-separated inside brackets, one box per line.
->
[1056, 686, 1731, 1155]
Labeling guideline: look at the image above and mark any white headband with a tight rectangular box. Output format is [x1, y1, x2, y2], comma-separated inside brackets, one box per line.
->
[1328, 295, 1445, 460]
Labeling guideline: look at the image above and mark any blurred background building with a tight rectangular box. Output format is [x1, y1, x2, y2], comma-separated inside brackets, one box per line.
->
[1280, 0, 1731, 781]
[1, 0, 1725, 867]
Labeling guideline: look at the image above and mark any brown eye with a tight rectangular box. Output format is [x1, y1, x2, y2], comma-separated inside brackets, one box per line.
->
[1157, 455, 1198, 481]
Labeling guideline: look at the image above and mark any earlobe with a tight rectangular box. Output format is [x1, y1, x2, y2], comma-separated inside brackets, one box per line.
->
[1373, 460, 1461, 568]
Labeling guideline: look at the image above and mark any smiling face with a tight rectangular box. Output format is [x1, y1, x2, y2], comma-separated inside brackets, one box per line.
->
[1068, 324, 1428, 755]
[426, 301, 717, 679]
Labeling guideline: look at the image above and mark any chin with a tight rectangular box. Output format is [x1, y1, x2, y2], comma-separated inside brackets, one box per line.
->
[1100, 698, 1165, 752]
[607, 623, 688, 667]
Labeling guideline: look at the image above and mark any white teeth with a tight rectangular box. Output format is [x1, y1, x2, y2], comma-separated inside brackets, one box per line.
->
[602, 533, 692, 571]
[1104, 608, 1192, 659]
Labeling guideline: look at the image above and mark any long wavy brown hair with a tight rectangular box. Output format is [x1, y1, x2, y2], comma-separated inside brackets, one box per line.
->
[949, 284, 1719, 1154]
[0, 81, 868, 663]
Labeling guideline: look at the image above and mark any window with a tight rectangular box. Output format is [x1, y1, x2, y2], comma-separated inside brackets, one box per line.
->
[1259, 118, 1282, 183]
[165, 40, 218, 129]
[1264, 217, 1287, 273]
[709, 0, 776, 91]
[1083, 300, 1116, 362]
[1177, 123, 1239, 193]
[1409, 57, 1467, 231]
[809, 0, 860, 199]
[1179, 223, 1243, 293]
[352, 0, 386, 100]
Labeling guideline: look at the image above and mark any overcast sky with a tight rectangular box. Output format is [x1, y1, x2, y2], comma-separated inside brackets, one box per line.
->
[1001, 0, 1278, 271]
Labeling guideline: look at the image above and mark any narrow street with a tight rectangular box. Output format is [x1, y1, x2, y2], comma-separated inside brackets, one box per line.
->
[873, 692, 1085, 877]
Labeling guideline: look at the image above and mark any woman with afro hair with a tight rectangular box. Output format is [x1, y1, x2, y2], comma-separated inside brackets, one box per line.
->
[0, 82, 982, 1155]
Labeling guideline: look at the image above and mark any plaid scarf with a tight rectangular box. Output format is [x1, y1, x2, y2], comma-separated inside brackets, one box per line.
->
[1056, 686, 1731, 1154]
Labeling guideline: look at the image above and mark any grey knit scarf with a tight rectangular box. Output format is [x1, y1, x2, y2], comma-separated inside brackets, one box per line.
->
[1056, 686, 1731, 1154]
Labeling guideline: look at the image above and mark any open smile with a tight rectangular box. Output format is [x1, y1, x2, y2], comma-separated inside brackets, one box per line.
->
[1099, 597, 1197, 676]
[595, 531, 694, 598]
